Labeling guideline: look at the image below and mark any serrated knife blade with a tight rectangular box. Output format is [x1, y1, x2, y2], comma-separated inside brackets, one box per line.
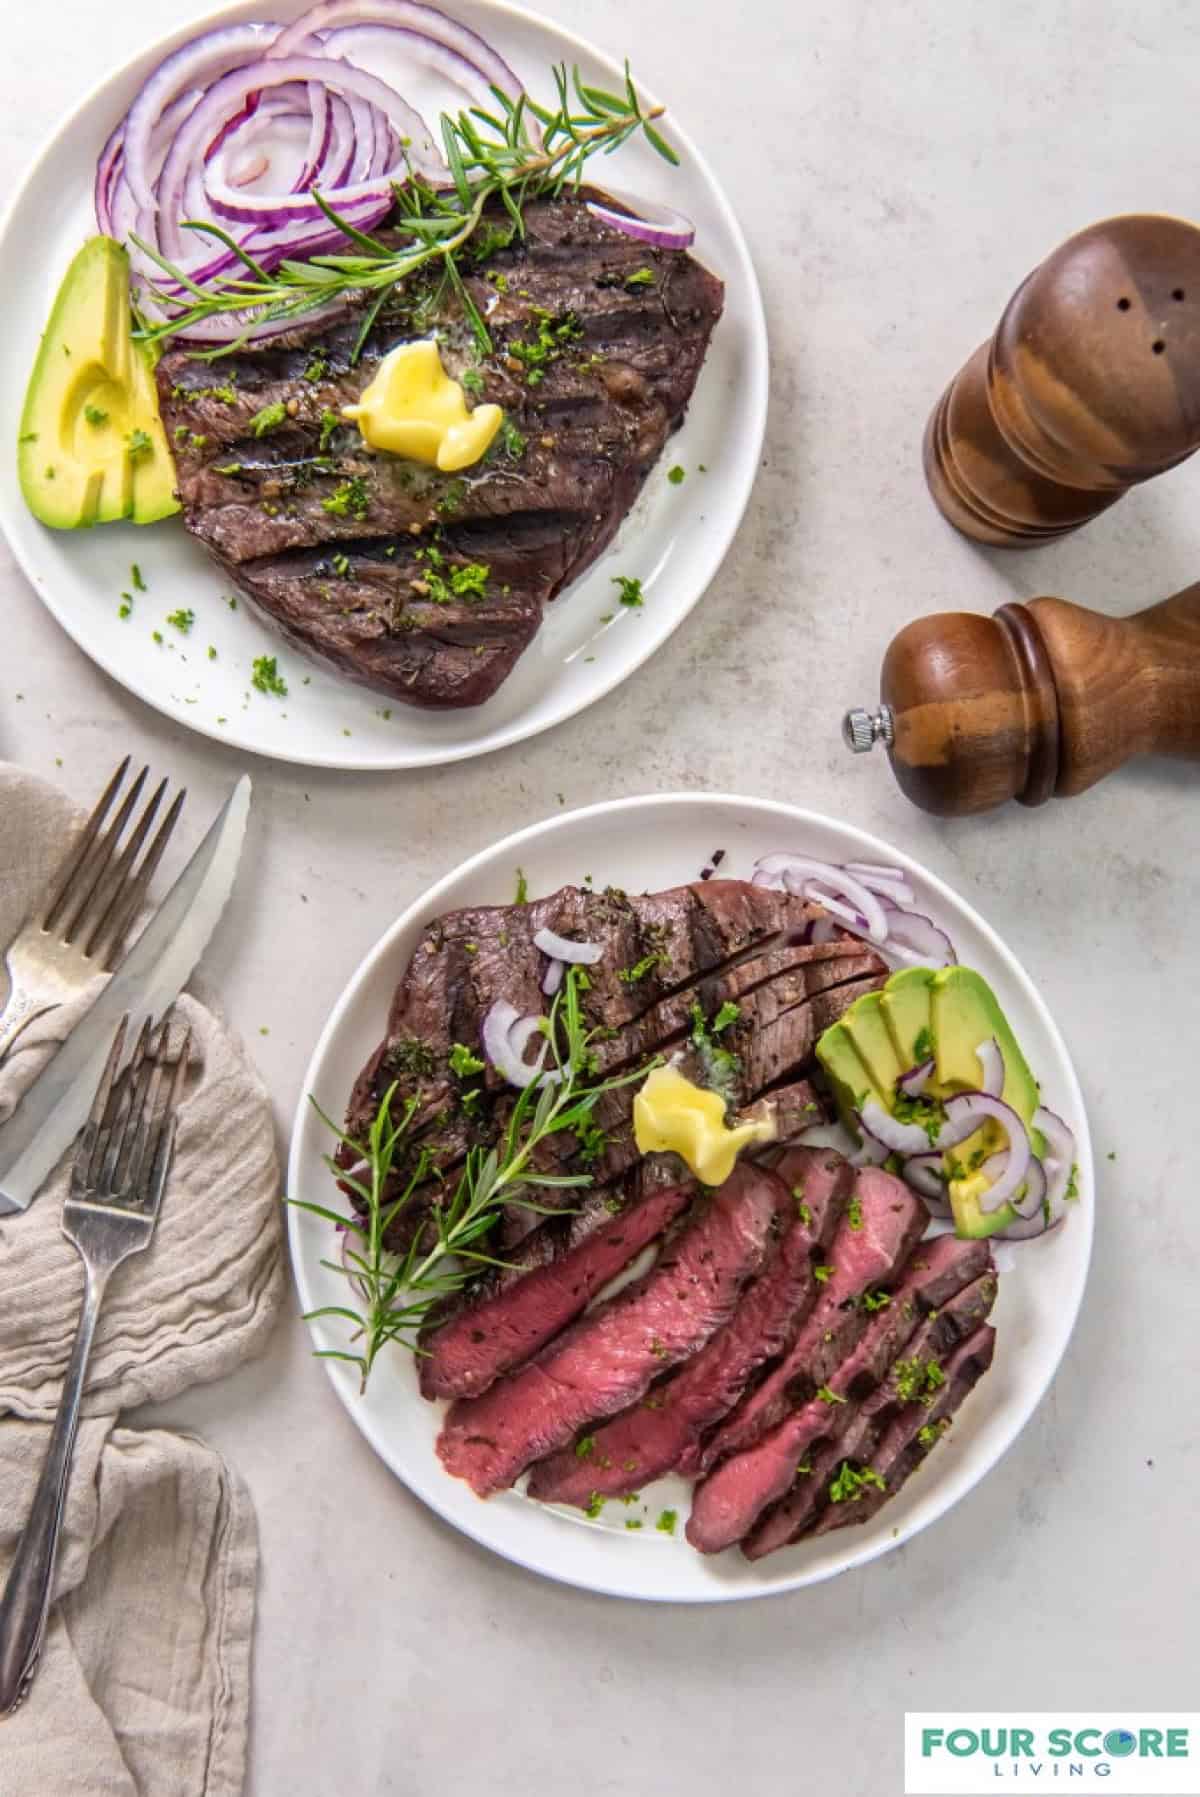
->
[0, 774, 251, 1214]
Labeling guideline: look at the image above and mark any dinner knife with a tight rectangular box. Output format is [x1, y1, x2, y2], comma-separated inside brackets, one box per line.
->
[0, 775, 251, 1215]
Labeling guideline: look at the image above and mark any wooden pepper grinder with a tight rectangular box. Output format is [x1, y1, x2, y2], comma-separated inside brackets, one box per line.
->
[925, 215, 1200, 544]
[843, 582, 1200, 814]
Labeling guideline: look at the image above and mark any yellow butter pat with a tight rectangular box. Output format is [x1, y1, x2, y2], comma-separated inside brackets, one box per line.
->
[342, 338, 502, 471]
[633, 1064, 774, 1187]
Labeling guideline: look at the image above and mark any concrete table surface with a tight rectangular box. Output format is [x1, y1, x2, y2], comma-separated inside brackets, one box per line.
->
[3, 3, 1197, 1792]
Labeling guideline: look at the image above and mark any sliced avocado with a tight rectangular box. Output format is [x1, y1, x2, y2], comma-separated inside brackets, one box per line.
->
[947, 1168, 1019, 1240]
[128, 340, 180, 524]
[930, 966, 1044, 1156]
[815, 1020, 880, 1130]
[841, 990, 906, 1100]
[880, 966, 936, 1068]
[18, 236, 179, 530]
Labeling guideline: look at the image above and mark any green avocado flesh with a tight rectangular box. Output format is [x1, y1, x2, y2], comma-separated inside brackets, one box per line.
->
[18, 236, 179, 529]
[816, 963, 1045, 1239]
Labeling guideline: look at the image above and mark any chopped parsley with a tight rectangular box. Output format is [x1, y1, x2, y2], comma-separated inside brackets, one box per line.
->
[584, 1492, 605, 1519]
[226, 594, 238, 610]
[625, 1518, 643, 1530]
[688, 999, 741, 1104]
[612, 574, 644, 608]
[655, 1509, 677, 1535]
[126, 429, 153, 463]
[861, 1289, 891, 1313]
[576, 1120, 609, 1166]
[1065, 1162, 1080, 1200]
[419, 556, 491, 605]
[893, 1357, 946, 1405]
[625, 266, 656, 287]
[509, 306, 583, 384]
[303, 349, 329, 384]
[575, 1436, 596, 1460]
[514, 867, 528, 905]
[816, 1385, 846, 1406]
[460, 367, 485, 395]
[618, 950, 667, 984]
[331, 553, 351, 578]
[891, 1089, 944, 1147]
[317, 409, 340, 452]
[207, 645, 217, 660]
[711, 1001, 740, 1034]
[249, 401, 287, 437]
[846, 1193, 864, 1232]
[813, 1264, 834, 1284]
[918, 1421, 949, 1448]
[448, 1043, 485, 1078]
[499, 418, 526, 460]
[795, 1461, 813, 1476]
[912, 1026, 934, 1063]
[828, 1462, 886, 1504]
[321, 475, 370, 521]
[130, 563, 147, 592]
[83, 403, 108, 426]
[165, 608, 194, 634]
[118, 599, 132, 620]
[794, 1198, 813, 1226]
[667, 464, 686, 485]
[250, 654, 288, 697]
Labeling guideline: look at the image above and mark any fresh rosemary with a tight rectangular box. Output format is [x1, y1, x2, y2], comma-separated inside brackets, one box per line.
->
[291, 966, 651, 1391]
[134, 63, 678, 360]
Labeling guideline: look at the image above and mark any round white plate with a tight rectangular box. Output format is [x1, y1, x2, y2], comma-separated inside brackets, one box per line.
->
[0, 2, 766, 770]
[287, 793, 1093, 1603]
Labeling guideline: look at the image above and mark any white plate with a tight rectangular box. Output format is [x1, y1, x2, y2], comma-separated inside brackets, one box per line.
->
[287, 793, 1093, 1603]
[0, 2, 766, 771]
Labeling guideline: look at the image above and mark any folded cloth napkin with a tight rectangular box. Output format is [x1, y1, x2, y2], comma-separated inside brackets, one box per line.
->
[0, 762, 283, 1795]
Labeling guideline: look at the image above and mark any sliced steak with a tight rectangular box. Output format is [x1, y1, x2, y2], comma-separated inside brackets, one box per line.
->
[692, 1169, 927, 1476]
[435, 1162, 785, 1497]
[685, 1225, 983, 1555]
[157, 193, 724, 710]
[805, 1324, 997, 1538]
[527, 1149, 853, 1506]
[740, 1265, 998, 1559]
[418, 1178, 692, 1401]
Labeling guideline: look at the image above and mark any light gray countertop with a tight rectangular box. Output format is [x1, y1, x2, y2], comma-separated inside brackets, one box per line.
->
[3, 3, 1198, 1792]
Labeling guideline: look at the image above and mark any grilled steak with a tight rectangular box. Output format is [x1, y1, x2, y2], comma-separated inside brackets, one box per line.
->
[418, 1177, 692, 1401]
[435, 1162, 786, 1497]
[527, 1147, 853, 1507]
[737, 1260, 997, 1559]
[692, 1168, 927, 1477]
[807, 1325, 997, 1538]
[156, 194, 725, 709]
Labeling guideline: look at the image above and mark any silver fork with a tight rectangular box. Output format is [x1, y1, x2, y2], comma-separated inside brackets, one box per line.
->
[0, 759, 186, 1064]
[0, 1013, 189, 1718]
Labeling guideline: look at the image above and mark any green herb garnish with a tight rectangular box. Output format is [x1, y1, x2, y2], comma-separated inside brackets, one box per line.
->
[249, 401, 288, 436]
[655, 1509, 677, 1535]
[448, 1043, 486, 1078]
[321, 475, 370, 520]
[515, 866, 529, 904]
[816, 1385, 846, 1406]
[251, 654, 288, 697]
[813, 1264, 834, 1284]
[612, 574, 643, 608]
[83, 403, 109, 426]
[165, 607, 194, 634]
[126, 429, 153, 462]
[828, 1462, 886, 1504]
[667, 464, 685, 484]
[625, 267, 656, 287]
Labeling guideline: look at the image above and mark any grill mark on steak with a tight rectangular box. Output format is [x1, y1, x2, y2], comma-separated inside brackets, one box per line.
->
[691, 1169, 928, 1479]
[434, 1162, 786, 1498]
[526, 1148, 854, 1507]
[732, 1258, 998, 1560]
[157, 193, 724, 710]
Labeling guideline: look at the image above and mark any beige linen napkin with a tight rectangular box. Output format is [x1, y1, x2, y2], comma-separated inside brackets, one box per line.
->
[0, 762, 283, 1795]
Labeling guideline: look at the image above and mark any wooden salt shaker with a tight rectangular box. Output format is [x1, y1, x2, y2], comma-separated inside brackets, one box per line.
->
[925, 215, 1200, 545]
[843, 583, 1200, 815]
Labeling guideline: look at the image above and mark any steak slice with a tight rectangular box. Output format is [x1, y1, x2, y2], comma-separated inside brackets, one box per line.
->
[435, 1162, 785, 1497]
[684, 1225, 983, 1555]
[527, 1148, 853, 1506]
[156, 193, 725, 710]
[737, 1265, 998, 1558]
[805, 1324, 997, 1539]
[692, 1169, 927, 1477]
[418, 1178, 692, 1401]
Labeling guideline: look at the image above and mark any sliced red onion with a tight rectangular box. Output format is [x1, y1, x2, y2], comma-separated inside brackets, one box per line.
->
[849, 1132, 888, 1168]
[541, 958, 565, 998]
[587, 192, 695, 251]
[897, 1058, 934, 1098]
[935, 1094, 1030, 1212]
[996, 1208, 1063, 1243]
[269, 0, 527, 104]
[859, 1098, 934, 1159]
[976, 1037, 1005, 1098]
[878, 907, 956, 971]
[321, 22, 522, 116]
[481, 999, 560, 1091]
[843, 861, 916, 906]
[122, 22, 283, 212]
[753, 855, 888, 945]
[809, 916, 839, 945]
[1033, 1105, 1077, 1218]
[531, 927, 603, 966]
[902, 1150, 950, 1205]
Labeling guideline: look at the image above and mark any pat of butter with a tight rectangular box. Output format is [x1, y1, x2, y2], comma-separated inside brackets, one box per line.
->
[633, 1064, 774, 1187]
[342, 338, 503, 471]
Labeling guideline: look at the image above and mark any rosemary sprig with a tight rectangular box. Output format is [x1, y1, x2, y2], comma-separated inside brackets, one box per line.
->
[134, 63, 678, 359]
[290, 966, 652, 1392]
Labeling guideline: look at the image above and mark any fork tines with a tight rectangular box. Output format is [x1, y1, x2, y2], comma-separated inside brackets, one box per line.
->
[41, 758, 187, 972]
[73, 1014, 190, 1213]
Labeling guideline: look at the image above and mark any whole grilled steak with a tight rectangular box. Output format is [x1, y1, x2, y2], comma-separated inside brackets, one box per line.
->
[692, 1168, 927, 1477]
[156, 195, 724, 709]
[707, 1250, 998, 1559]
[526, 1147, 853, 1507]
[435, 1162, 786, 1498]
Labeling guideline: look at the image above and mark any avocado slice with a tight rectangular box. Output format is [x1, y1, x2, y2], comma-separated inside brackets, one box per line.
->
[815, 1020, 880, 1130]
[18, 236, 179, 529]
[841, 990, 906, 1100]
[946, 1168, 1019, 1239]
[930, 966, 1044, 1153]
[880, 966, 936, 1068]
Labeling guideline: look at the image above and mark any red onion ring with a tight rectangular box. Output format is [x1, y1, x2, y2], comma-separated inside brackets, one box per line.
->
[896, 1058, 934, 1098]
[586, 192, 695, 251]
[531, 927, 603, 965]
[481, 1000, 560, 1091]
[902, 1150, 950, 1206]
[859, 1098, 933, 1159]
[541, 958, 565, 998]
[270, 0, 526, 103]
[755, 855, 888, 945]
[935, 1093, 1030, 1212]
[975, 1037, 1005, 1099]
